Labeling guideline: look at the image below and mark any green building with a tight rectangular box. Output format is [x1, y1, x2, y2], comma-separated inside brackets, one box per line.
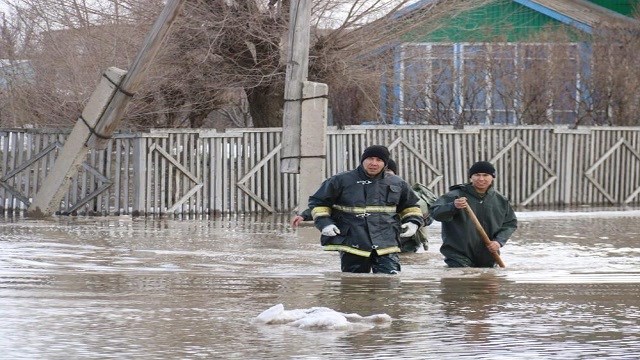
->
[382, 0, 640, 125]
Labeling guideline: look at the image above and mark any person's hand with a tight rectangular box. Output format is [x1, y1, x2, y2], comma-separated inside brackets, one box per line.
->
[400, 222, 418, 237]
[291, 215, 304, 228]
[321, 225, 340, 236]
[487, 240, 501, 253]
[453, 197, 468, 209]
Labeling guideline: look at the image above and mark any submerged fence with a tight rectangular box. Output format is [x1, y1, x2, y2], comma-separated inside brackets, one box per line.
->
[1, 125, 639, 216]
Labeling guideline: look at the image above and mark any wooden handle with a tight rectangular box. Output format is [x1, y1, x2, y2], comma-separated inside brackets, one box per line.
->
[464, 206, 506, 268]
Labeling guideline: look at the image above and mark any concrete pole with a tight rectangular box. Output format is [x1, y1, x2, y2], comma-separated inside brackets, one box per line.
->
[298, 81, 328, 210]
[280, 0, 311, 174]
[27, 0, 186, 217]
[27, 68, 127, 217]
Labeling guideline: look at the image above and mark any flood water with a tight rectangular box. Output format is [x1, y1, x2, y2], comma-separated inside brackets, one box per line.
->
[1, 209, 639, 359]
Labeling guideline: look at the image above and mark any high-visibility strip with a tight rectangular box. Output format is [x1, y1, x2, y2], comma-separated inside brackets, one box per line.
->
[323, 245, 371, 257]
[332, 204, 397, 214]
[322, 245, 401, 257]
[399, 206, 422, 219]
[375, 246, 402, 255]
[311, 206, 331, 219]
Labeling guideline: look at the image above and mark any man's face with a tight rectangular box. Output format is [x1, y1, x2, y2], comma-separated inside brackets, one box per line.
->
[470, 173, 494, 193]
[362, 157, 385, 177]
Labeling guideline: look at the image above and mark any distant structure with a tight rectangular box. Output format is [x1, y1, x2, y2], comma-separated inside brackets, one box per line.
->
[380, 0, 640, 125]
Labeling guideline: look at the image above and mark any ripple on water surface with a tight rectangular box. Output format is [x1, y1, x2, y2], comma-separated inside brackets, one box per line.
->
[0, 211, 639, 359]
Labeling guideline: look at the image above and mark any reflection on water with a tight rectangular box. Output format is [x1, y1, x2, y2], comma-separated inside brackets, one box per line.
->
[1, 210, 639, 359]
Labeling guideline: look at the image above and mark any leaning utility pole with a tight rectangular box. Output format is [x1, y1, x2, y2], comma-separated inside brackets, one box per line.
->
[27, 0, 187, 217]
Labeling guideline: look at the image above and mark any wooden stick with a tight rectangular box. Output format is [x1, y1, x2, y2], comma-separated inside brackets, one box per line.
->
[464, 206, 506, 268]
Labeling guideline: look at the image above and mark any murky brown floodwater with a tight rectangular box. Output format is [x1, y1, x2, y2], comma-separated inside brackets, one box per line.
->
[1, 209, 639, 359]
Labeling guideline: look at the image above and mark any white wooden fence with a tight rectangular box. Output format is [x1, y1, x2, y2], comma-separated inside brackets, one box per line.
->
[1, 125, 639, 216]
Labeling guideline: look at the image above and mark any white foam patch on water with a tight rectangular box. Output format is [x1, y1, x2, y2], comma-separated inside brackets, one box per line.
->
[253, 303, 392, 330]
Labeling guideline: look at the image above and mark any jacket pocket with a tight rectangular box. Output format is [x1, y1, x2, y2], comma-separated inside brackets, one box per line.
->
[386, 185, 401, 204]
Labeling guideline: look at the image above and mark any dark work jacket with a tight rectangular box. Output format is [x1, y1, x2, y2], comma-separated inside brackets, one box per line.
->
[308, 165, 423, 257]
[298, 208, 312, 221]
[429, 183, 517, 267]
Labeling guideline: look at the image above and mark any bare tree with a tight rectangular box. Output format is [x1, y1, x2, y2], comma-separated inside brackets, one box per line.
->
[1, 0, 154, 128]
[1, 0, 492, 129]
[585, 26, 640, 126]
[398, 21, 640, 127]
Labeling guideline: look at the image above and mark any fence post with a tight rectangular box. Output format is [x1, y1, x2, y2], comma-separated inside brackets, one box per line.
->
[132, 136, 146, 216]
[298, 81, 328, 211]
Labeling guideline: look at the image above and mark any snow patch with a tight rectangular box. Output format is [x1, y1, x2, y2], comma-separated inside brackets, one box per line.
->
[254, 304, 392, 330]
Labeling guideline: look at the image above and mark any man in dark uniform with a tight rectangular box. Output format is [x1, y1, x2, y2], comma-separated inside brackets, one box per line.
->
[429, 161, 517, 267]
[308, 145, 424, 274]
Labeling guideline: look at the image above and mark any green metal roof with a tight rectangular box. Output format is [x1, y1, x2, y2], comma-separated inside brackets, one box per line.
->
[402, 0, 638, 43]
[403, 0, 576, 42]
[588, 0, 638, 16]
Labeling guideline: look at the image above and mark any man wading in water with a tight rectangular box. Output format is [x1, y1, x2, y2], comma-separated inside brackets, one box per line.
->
[308, 145, 423, 274]
[429, 161, 517, 268]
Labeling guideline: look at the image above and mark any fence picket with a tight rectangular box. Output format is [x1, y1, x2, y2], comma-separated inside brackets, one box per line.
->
[1, 126, 639, 215]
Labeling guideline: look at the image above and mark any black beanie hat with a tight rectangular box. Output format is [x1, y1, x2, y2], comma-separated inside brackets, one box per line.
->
[386, 158, 398, 174]
[468, 161, 496, 178]
[360, 145, 390, 165]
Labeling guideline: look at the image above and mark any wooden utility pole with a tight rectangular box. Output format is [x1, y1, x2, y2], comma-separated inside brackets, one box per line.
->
[280, 0, 312, 174]
[27, 0, 186, 217]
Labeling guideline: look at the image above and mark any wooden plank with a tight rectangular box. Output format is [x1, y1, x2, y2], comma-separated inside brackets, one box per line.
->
[23, 133, 32, 209]
[0, 181, 30, 206]
[167, 183, 203, 213]
[195, 133, 202, 214]
[132, 137, 145, 215]
[177, 133, 184, 213]
[238, 145, 281, 184]
[97, 149, 106, 212]
[245, 132, 253, 212]
[161, 137, 168, 213]
[114, 139, 123, 213]
[202, 138, 209, 213]
[16, 132, 25, 208]
[122, 139, 135, 214]
[0, 142, 60, 180]
[214, 138, 223, 213]
[145, 139, 153, 214]
[0, 132, 9, 209]
[82, 150, 93, 212]
[275, 131, 282, 211]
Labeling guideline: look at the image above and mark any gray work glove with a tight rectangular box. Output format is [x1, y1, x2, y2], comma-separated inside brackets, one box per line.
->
[400, 222, 418, 237]
[321, 224, 340, 236]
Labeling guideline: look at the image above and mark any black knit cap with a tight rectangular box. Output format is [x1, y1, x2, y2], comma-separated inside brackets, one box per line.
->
[386, 158, 398, 174]
[360, 145, 390, 165]
[468, 161, 496, 178]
